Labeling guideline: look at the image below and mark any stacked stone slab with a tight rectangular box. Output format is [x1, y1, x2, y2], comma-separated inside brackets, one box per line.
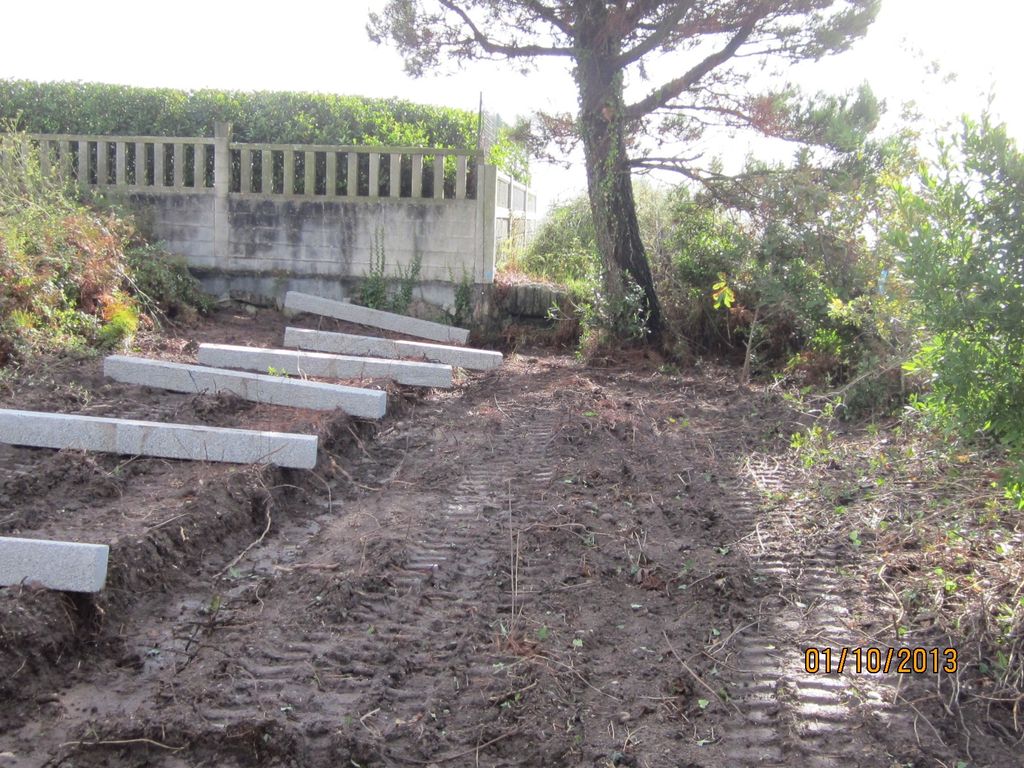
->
[104, 356, 386, 419]
[284, 290, 470, 345]
[283, 328, 502, 371]
[0, 409, 318, 469]
[197, 344, 453, 388]
[0, 536, 109, 592]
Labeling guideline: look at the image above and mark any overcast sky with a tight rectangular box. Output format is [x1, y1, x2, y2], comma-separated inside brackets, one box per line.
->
[1, 1, 1020, 210]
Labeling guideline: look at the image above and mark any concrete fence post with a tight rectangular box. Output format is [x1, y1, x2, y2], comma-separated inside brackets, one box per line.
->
[478, 163, 497, 282]
[213, 121, 232, 269]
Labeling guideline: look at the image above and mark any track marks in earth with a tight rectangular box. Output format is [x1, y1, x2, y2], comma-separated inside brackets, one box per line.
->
[715, 464, 925, 767]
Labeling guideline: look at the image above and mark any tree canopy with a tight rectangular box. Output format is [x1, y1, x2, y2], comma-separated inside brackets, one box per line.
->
[370, 1, 881, 344]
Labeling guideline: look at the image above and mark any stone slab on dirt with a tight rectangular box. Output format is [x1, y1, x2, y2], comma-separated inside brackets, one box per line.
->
[283, 327, 503, 370]
[284, 290, 470, 344]
[103, 355, 387, 419]
[0, 535, 109, 592]
[197, 343, 453, 388]
[0, 408, 318, 469]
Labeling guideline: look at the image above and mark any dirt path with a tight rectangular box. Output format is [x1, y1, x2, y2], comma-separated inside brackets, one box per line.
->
[0, 311, 1016, 766]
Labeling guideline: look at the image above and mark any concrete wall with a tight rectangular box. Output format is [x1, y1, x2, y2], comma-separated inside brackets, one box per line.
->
[124, 193, 483, 308]
[127, 191, 216, 268]
[21, 130, 538, 309]
[224, 197, 481, 281]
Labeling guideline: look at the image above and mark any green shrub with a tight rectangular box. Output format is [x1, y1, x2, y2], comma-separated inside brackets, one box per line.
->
[893, 113, 1024, 459]
[0, 79, 475, 148]
[126, 245, 213, 319]
[97, 301, 139, 348]
[358, 226, 422, 315]
[503, 194, 598, 287]
[0, 130, 210, 361]
[0, 79, 530, 183]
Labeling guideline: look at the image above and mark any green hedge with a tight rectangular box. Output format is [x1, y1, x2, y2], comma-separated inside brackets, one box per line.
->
[0, 79, 478, 148]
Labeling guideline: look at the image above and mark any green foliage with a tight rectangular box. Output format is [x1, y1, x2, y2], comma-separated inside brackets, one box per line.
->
[0, 79, 529, 181]
[451, 267, 475, 326]
[694, 126, 918, 384]
[0, 130, 209, 360]
[360, 226, 389, 310]
[126, 245, 213, 319]
[0, 79, 476, 148]
[893, 113, 1024, 456]
[576, 277, 652, 352]
[96, 301, 140, 349]
[506, 194, 598, 287]
[359, 225, 422, 315]
[392, 251, 423, 315]
[488, 121, 532, 185]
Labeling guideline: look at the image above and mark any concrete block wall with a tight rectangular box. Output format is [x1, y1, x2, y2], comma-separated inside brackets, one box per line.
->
[225, 198, 482, 283]
[21, 130, 530, 304]
[127, 192, 217, 268]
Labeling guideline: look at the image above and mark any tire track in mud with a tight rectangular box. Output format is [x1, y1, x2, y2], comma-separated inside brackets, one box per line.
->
[716, 460, 913, 767]
[364, 400, 563, 760]
[16, 389, 565, 766]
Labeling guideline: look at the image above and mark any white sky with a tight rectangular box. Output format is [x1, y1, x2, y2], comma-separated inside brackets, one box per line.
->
[0, 1, 1020, 211]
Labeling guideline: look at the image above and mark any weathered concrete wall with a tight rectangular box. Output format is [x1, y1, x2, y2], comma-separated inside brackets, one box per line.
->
[127, 192, 216, 268]
[124, 193, 481, 303]
[225, 198, 481, 282]
[21, 131, 539, 309]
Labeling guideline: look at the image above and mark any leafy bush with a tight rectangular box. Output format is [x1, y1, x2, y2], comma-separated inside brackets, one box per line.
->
[0, 130, 210, 361]
[358, 225, 422, 314]
[503, 193, 598, 290]
[127, 245, 213, 320]
[96, 296, 140, 349]
[0, 79, 530, 183]
[0, 79, 475, 147]
[893, 114, 1024, 465]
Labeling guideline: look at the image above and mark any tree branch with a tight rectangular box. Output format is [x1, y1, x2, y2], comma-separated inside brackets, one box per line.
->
[521, 0, 572, 35]
[617, 1, 696, 67]
[624, 12, 762, 120]
[439, 0, 574, 57]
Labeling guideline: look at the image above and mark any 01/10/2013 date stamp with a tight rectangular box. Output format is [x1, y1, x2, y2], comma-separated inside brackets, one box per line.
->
[804, 646, 957, 675]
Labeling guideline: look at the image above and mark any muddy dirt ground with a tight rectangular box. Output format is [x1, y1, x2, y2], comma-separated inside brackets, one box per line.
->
[0, 308, 1017, 767]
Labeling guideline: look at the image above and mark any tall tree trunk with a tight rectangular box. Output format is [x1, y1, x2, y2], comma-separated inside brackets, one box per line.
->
[574, 13, 664, 343]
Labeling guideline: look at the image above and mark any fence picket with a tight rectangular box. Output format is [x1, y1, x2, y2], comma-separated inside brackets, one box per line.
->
[433, 154, 444, 199]
[456, 155, 467, 200]
[115, 142, 126, 186]
[283, 150, 294, 195]
[262, 149, 272, 194]
[412, 154, 423, 198]
[346, 152, 357, 197]
[325, 151, 336, 196]
[389, 153, 400, 198]
[304, 150, 314, 195]
[38, 139, 51, 179]
[240, 148, 251, 193]
[134, 141, 145, 185]
[154, 143, 165, 187]
[368, 152, 379, 197]
[96, 141, 109, 186]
